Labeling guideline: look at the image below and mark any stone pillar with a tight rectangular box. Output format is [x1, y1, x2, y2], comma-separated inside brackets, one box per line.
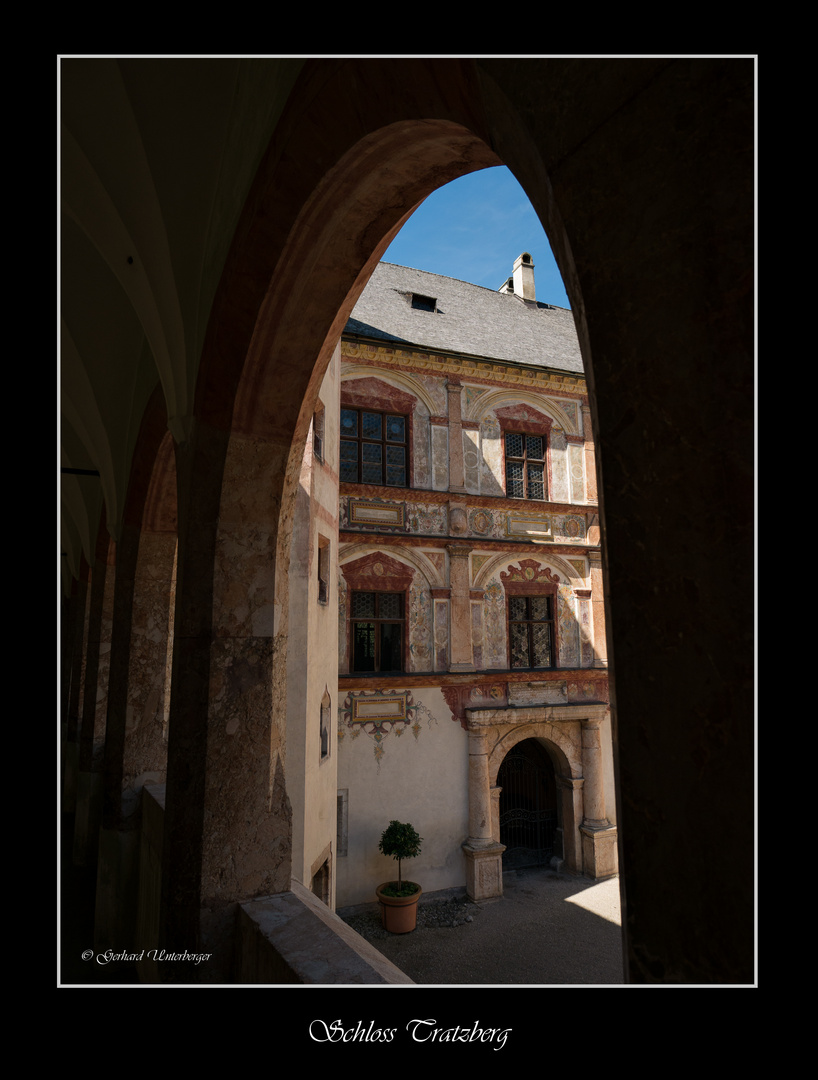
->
[557, 774, 584, 874]
[63, 566, 89, 812]
[122, 530, 176, 802]
[447, 543, 474, 671]
[462, 729, 505, 901]
[161, 427, 294, 982]
[446, 380, 467, 492]
[581, 403, 597, 504]
[588, 550, 608, 668]
[490, 784, 502, 844]
[580, 716, 618, 879]
[73, 526, 110, 866]
[95, 521, 141, 950]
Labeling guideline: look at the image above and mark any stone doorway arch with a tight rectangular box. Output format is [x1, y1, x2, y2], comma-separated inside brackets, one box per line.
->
[497, 738, 559, 871]
[463, 704, 617, 901]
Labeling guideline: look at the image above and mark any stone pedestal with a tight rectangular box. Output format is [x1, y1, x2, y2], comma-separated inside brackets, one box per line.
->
[581, 823, 619, 880]
[462, 839, 506, 902]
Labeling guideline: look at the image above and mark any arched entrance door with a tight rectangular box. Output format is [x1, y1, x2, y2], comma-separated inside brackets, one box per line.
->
[498, 738, 558, 870]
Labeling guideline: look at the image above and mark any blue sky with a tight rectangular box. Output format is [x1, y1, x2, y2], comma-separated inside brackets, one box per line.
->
[383, 166, 571, 309]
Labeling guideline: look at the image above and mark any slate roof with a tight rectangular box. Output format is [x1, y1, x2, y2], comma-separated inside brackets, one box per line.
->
[344, 262, 584, 374]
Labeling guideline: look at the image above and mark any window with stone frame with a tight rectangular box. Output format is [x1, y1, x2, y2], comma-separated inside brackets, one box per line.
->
[320, 688, 331, 761]
[507, 594, 556, 669]
[340, 408, 408, 487]
[313, 403, 325, 463]
[317, 535, 330, 604]
[504, 430, 547, 500]
[350, 590, 405, 673]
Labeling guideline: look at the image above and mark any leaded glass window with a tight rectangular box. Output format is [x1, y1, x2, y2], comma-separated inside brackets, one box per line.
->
[505, 431, 546, 500]
[351, 591, 404, 672]
[508, 595, 555, 668]
[340, 408, 407, 487]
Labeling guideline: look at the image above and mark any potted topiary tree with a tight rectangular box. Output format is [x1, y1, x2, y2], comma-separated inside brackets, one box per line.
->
[376, 820, 423, 933]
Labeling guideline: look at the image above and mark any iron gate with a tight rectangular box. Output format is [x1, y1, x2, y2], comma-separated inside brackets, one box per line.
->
[498, 739, 558, 870]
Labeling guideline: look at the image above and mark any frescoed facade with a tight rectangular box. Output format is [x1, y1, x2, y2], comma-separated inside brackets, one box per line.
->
[60, 59, 753, 985]
[333, 256, 617, 907]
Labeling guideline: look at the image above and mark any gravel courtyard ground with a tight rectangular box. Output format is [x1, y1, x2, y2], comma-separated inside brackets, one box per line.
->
[339, 867, 624, 985]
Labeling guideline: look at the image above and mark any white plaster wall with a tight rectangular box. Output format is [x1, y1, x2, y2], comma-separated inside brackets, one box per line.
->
[285, 345, 340, 908]
[335, 686, 469, 907]
[480, 415, 504, 496]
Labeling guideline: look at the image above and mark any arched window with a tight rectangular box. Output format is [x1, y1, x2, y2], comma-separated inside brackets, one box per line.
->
[320, 689, 331, 762]
[500, 560, 561, 669]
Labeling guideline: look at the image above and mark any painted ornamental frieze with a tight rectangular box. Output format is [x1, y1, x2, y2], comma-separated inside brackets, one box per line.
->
[340, 494, 590, 545]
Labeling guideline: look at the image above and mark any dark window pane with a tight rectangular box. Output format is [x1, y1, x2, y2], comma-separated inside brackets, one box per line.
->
[509, 596, 528, 621]
[362, 462, 382, 484]
[526, 435, 544, 460]
[386, 416, 405, 442]
[386, 445, 405, 466]
[378, 593, 402, 619]
[527, 462, 545, 499]
[340, 440, 358, 461]
[531, 623, 553, 667]
[340, 462, 358, 483]
[351, 592, 375, 617]
[529, 596, 551, 621]
[510, 623, 530, 668]
[341, 409, 358, 435]
[362, 443, 382, 463]
[379, 622, 402, 670]
[506, 463, 524, 498]
[362, 412, 382, 439]
[386, 466, 406, 486]
[506, 432, 524, 458]
[353, 624, 376, 671]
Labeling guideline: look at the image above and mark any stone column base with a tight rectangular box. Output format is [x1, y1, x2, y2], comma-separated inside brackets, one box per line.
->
[462, 840, 506, 901]
[580, 823, 619, 880]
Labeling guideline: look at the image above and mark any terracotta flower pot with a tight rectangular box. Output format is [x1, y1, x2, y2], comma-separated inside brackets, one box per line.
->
[376, 882, 422, 933]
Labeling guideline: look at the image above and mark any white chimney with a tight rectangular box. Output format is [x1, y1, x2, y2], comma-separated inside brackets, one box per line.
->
[513, 251, 536, 300]
[498, 252, 536, 301]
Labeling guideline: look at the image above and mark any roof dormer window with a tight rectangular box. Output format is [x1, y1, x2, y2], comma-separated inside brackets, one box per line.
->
[411, 293, 437, 312]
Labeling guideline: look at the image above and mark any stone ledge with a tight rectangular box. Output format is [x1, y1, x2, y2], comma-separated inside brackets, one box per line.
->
[236, 881, 414, 984]
[465, 702, 609, 726]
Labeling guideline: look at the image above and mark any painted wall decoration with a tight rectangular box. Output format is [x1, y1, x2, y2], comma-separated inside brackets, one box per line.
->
[557, 514, 587, 540]
[406, 501, 447, 535]
[579, 594, 595, 667]
[469, 508, 493, 535]
[482, 577, 507, 668]
[344, 497, 406, 529]
[568, 558, 587, 581]
[409, 579, 432, 670]
[557, 586, 580, 667]
[338, 689, 438, 765]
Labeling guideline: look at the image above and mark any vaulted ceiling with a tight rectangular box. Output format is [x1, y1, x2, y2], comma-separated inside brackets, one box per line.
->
[60, 58, 306, 591]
